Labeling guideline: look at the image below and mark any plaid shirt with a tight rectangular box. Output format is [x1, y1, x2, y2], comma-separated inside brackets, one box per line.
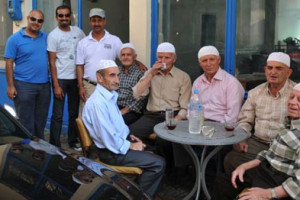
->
[238, 79, 295, 143]
[117, 64, 147, 113]
[257, 119, 300, 199]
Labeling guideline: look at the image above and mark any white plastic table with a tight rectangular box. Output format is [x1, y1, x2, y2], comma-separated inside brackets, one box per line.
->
[154, 120, 249, 200]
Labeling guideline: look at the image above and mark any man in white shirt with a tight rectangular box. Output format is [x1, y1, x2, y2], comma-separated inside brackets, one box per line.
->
[48, 5, 85, 150]
[76, 8, 123, 114]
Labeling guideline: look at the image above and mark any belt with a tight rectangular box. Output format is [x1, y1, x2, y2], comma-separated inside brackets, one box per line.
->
[149, 111, 165, 115]
[84, 78, 97, 86]
[146, 110, 179, 115]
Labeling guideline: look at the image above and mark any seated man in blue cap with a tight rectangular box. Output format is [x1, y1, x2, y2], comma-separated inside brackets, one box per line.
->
[82, 59, 165, 199]
[212, 83, 300, 200]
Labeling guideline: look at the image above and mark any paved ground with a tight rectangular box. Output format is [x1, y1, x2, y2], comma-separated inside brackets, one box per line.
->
[44, 129, 80, 155]
[44, 130, 194, 200]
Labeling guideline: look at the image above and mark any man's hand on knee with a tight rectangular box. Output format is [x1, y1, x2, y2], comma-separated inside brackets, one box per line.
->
[233, 141, 248, 152]
[130, 141, 146, 151]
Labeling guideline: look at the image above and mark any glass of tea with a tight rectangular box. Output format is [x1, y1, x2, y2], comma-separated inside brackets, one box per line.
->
[224, 120, 236, 131]
[165, 108, 177, 130]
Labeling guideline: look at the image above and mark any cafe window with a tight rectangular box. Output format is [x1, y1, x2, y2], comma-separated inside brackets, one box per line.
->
[0, 0, 13, 62]
[158, 0, 300, 87]
[236, 0, 300, 89]
[158, 0, 226, 82]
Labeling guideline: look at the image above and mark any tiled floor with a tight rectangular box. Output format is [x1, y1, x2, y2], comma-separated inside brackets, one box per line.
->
[44, 130, 194, 200]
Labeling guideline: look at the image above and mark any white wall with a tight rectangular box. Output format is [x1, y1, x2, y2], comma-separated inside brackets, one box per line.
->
[129, 0, 151, 68]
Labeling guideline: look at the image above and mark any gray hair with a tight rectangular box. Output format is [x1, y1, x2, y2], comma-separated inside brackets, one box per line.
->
[96, 69, 105, 77]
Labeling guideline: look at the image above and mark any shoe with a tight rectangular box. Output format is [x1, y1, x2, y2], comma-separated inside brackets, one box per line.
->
[70, 143, 82, 152]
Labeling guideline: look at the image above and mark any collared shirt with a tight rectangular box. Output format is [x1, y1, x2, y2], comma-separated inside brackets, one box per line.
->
[257, 119, 300, 199]
[117, 64, 147, 113]
[238, 79, 295, 142]
[4, 27, 49, 83]
[76, 30, 122, 82]
[47, 26, 85, 79]
[133, 66, 192, 118]
[82, 84, 130, 155]
[192, 68, 245, 123]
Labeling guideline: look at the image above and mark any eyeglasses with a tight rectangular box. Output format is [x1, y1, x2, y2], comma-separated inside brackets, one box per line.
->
[57, 13, 71, 18]
[30, 16, 44, 24]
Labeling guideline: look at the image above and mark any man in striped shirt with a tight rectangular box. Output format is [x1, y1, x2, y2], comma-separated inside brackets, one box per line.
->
[212, 83, 300, 200]
[224, 52, 296, 175]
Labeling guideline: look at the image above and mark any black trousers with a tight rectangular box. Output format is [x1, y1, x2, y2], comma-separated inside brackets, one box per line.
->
[96, 147, 165, 199]
[118, 105, 142, 126]
[129, 111, 165, 139]
[129, 110, 179, 139]
[211, 161, 292, 200]
[50, 79, 79, 147]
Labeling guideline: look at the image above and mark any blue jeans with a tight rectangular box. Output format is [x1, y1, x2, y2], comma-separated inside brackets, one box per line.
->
[50, 79, 79, 147]
[14, 80, 51, 139]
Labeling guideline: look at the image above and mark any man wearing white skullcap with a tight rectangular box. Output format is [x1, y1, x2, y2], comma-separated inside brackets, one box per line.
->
[130, 42, 191, 139]
[82, 59, 165, 198]
[192, 45, 245, 123]
[130, 42, 192, 174]
[192, 45, 245, 191]
[116, 43, 147, 125]
[212, 82, 300, 200]
[224, 52, 296, 177]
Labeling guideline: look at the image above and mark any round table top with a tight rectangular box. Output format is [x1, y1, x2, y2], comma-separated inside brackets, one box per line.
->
[154, 120, 250, 146]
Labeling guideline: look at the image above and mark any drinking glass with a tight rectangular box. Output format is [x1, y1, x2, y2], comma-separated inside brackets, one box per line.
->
[165, 108, 176, 130]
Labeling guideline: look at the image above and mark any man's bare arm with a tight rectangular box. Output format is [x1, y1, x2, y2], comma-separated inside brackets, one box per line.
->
[76, 64, 86, 102]
[48, 51, 64, 99]
[5, 58, 17, 100]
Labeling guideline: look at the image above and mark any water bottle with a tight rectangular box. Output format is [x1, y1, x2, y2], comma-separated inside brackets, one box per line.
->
[189, 89, 204, 134]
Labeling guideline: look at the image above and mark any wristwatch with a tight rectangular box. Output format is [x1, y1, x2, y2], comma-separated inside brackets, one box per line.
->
[271, 188, 278, 200]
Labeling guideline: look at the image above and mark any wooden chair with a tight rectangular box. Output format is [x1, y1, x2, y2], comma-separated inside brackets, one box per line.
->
[75, 118, 142, 175]
[148, 133, 157, 140]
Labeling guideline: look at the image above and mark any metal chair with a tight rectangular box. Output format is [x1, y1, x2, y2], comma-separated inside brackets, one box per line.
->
[75, 118, 142, 175]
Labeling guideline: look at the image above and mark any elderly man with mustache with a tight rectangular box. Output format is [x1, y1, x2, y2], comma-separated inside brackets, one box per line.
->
[212, 83, 300, 200]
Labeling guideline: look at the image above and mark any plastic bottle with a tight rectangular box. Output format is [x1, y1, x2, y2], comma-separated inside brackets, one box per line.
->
[188, 89, 204, 134]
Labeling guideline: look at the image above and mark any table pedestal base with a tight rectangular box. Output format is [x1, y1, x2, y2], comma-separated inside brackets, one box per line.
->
[182, 145, 223, 200]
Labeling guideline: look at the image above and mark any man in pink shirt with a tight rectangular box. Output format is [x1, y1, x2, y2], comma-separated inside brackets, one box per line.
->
[192, 45, 245, 123]
[192, 46, 245, 192]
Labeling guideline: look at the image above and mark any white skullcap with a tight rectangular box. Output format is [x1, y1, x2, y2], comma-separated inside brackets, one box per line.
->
[157, 42, 176, 53]
[121, 43, 136, 53]
[267, 52, 290, 67]
[293, 83, 300, 91]
[198, 45, 219, 59]
[89, 8, 105, 18]
[96, 60, 117, 71]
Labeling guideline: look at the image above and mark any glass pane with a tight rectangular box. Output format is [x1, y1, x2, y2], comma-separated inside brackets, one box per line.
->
[159, 0, 226, 82]
[81, 0, 129, 42]
[37, 0, 78, 33]
[0, 0, 13, 61]
[236, 0, 300, 90]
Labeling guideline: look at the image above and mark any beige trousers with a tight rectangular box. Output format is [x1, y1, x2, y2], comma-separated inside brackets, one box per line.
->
[78, 80, 96, 117]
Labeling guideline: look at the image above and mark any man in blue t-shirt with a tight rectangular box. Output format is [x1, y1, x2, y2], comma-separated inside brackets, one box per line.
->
[4, 10, 50, 139]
